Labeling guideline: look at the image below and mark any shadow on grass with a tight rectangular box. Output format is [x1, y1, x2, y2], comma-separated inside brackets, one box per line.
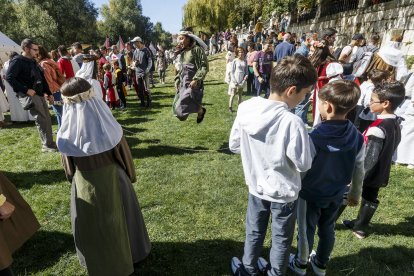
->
[3, 170, 67, 188]
[13, 230, 75, 275]
[217, 142, 233, 155]
[130, 145, 209, 158]
[135, 239, 244, 275]
[370, 216, 414, 237]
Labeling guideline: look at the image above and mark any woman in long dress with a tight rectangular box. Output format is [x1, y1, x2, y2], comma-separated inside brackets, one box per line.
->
[57, 77, 150, 276]
[1, 54, 32, 122]
[173, 28, 209, 123]
[0, 172, 40, 275]
[0, 85, 9, 126]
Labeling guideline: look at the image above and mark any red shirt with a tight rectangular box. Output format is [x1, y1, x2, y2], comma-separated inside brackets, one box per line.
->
[57, 57, 75, 79]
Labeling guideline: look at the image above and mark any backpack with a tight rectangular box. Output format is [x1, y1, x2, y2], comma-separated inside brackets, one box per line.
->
[352, 52, 374, 77]
[352, 46, 379, 77]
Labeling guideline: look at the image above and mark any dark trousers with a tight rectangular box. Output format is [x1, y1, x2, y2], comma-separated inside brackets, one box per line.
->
[362, 185, 380, 203]
[302, 199, 341, 267]
[135, 75, 151, 106]
[247, 67, 255, 95]
[117, 87, 127, 108]
[255, 75, 270, 98]
[0, 267, 14, 276]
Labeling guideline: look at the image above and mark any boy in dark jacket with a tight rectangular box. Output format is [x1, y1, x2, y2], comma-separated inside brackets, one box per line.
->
[289, 80, 365, 276]
[343, 81, 405, 239]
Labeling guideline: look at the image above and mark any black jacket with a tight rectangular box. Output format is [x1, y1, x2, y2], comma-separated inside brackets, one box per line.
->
[5, 55, 51, 96]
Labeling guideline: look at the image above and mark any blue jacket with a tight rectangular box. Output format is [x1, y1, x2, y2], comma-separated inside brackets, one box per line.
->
[300, 120, 364, 203]
[274, 41, 295, 62]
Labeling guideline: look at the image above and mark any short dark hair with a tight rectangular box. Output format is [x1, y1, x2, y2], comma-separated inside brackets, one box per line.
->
[37, 45, 50, 60]
[318, 80, 360, 115]
[270, 54, 317, 95]
[320, 28, 337, 40]
[373, 81, 405, 111]
[103, 63, 111, 71]
[58, 45, 68, 56]
[61, 77, 91, 97]
[368, 69, 389, 85]
[72, 42, 82, 50]
[21, 38, 36, 50]
[370, 34, 380, 44]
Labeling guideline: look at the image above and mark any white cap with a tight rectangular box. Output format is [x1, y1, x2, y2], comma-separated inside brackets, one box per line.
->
[131, 36, 142, 43]
[326, 62, 344, 78]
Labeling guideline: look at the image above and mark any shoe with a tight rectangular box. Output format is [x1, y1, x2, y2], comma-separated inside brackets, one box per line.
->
[342, 219, 354, 229]
[288, 254, 307, 275]
[257, 257, 271, 274]
[407, 164, 414, 169]
[353, 229, 368, 239]
[196, 107, 206, 123]
[230, 257, 242, 276]
[309, 251, 326, 276]
[42, 145, 58, 153]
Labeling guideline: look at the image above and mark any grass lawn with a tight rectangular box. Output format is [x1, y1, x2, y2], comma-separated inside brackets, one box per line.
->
[1, 53, 414, 275]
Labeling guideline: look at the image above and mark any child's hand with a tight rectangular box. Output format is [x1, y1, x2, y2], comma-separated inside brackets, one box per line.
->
[347, 196, 359, 207]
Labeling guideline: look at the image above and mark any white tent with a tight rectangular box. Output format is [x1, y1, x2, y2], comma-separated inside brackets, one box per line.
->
[0, 31, 20, 64]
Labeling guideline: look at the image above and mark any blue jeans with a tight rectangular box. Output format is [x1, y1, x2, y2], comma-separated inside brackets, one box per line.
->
[52, 91, 63, 130]
[255, 75, 270, 98]
[294, 93, 311, 125]
[242, 194, 297, 276]
[296, 197, 340, 266]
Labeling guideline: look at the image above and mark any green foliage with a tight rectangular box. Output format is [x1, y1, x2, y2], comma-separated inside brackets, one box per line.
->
[406, 55, 414, 70]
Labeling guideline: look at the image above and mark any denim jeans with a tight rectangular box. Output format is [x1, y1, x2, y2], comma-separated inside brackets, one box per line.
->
[296, 196, 340, 267]
[52, 91, 63, 130]
[294, 93, 311, 125]
[242, 194, 297, 276]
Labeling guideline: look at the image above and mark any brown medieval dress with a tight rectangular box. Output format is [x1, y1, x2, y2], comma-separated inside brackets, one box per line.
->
[0, 172, 40, 270]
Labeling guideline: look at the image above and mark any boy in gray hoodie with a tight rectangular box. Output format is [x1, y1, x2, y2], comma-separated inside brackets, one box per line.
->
[229, 55, 317, 276]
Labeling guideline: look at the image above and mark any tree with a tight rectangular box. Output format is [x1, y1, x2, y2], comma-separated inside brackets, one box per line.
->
[151, 22, 172, 48]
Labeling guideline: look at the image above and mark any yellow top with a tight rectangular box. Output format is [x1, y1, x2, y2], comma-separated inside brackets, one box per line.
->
[0, 194, 6, 207]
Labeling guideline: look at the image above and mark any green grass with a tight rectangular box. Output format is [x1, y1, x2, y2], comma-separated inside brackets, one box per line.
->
[1, 53, 414, 275]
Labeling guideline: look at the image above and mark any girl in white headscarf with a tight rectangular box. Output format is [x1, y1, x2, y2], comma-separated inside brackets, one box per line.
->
[57, 77, 150, 276]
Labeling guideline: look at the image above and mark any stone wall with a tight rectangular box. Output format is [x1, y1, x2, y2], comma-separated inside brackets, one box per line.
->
[288, 0, 414, 56]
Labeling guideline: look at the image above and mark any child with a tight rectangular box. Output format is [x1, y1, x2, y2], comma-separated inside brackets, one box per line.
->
[229, 55, 317, 276]
[57, 77, 151, 276]
[326, 62, 343, 83]
[289, 80, 365, 276]
[113, 60, 127, 109]
[103, 63, 118, 109]
[355, 69, 390, 132]
[343, 81, 405, 239]
[228, 47, 248, 112]
[156, 50, 167, 84]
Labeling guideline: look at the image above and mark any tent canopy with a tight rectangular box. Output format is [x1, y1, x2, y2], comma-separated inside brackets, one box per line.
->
[0, 31, 20, 64]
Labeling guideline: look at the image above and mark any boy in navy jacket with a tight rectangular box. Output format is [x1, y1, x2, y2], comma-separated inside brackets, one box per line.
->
[289, 80, 365, 276]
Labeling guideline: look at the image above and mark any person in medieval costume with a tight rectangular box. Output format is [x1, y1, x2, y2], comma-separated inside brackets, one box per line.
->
[173, 28, 209, 123]
[57, 77, 151, 276]
[0, 172, 40, 276]
[75, 54, 104, 100]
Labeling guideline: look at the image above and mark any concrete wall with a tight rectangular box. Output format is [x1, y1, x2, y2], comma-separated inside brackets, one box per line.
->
[288, 0, 414, 56]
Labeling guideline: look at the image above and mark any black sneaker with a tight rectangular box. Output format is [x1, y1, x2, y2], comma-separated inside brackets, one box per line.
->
[288, 254, 307, 275]
[342, 219, 354, 229]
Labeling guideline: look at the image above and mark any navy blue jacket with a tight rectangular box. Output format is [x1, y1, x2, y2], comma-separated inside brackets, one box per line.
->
[300, 120, 364, 203]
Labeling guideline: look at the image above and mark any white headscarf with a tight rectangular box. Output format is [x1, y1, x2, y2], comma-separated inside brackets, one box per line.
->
[378, 41, 408, 81]
[179, 31, 208, 51]
[75, 61, 103, 99]
[56, 87, 123, 157]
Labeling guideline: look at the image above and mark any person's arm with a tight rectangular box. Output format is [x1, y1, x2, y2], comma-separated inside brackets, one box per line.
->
[61, 154, 76, 183]
[338, 46, 352, 63]
[229, 115, 241, 153]
[145, 51, 153, 74]
[286, 123, 313, 172]
[364, 127, 385, 173]
[5, 59, 29, 95]
[348, 143, 366, 206]
[192, 47, 209, 81]
[230, 60, 237, 86]
[121, 55, 127, 74]
[113, 136, 137, 183]
[40, 68, 52, 96]
[103, 74, 109, 89]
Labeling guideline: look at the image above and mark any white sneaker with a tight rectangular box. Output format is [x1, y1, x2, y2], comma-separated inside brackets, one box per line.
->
[288, 253, 307, 275]
[309, 251, 326, 276]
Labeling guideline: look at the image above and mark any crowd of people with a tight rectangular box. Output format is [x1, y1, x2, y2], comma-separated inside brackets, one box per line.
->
[0, 20, 413, 276]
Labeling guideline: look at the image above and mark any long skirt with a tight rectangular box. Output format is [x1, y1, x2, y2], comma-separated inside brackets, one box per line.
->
[71, 164, 150, 276]
[3, 80, 32, 122]
[0, 172, 40, 270]
[393, 103, 414, 166]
